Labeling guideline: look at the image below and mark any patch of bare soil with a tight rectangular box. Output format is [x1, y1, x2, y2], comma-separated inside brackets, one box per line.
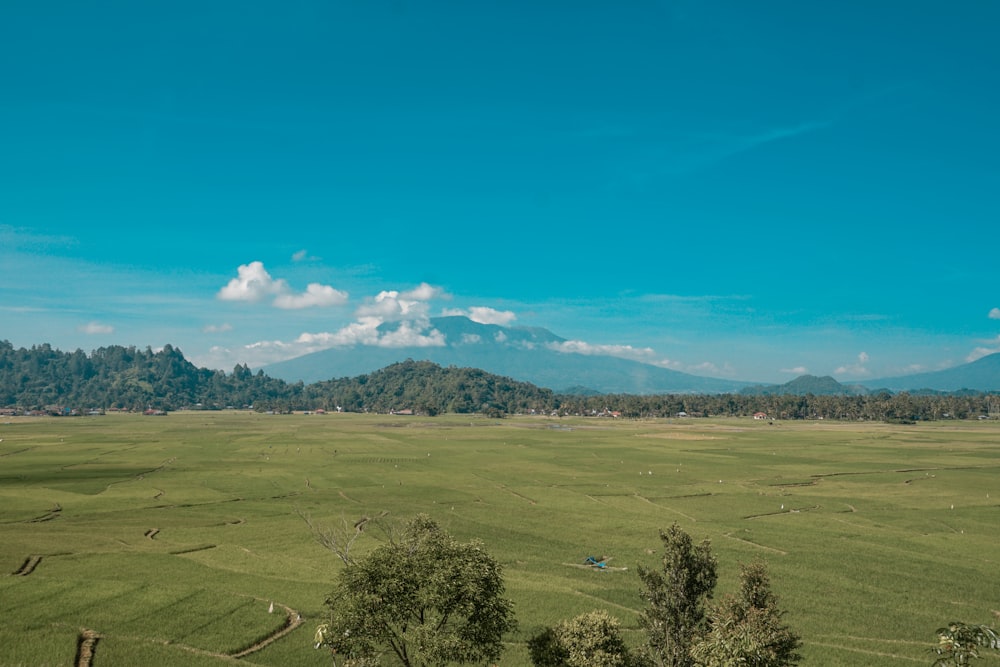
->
[12, 555, 42, 576]
[144, 528, 159, 539]
[75, 629, 101, 667]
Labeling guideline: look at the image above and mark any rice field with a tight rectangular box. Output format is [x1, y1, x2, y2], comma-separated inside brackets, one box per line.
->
[1, 411, 998, 665]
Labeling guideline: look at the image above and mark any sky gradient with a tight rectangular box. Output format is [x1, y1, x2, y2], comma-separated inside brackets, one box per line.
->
[2, 1, 998, 384]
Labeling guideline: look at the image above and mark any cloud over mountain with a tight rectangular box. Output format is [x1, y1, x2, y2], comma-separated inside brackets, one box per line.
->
[217, 261, 347, 309]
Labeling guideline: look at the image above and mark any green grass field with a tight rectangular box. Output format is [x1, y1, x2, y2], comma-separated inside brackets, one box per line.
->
[1, 412, 998, 666]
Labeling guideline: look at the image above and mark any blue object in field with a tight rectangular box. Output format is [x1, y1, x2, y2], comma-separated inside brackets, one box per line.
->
[585, 556, 606, 568]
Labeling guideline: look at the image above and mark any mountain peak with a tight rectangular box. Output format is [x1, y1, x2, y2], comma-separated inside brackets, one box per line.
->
[263, 315, 746, 393]
[427, 316, 566, 347]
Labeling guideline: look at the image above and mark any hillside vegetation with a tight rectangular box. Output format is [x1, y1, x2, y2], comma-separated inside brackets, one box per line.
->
[1, 341, 997, 421]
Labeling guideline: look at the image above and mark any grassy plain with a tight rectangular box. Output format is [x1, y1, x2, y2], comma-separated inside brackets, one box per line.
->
[1, 412, 998, 666]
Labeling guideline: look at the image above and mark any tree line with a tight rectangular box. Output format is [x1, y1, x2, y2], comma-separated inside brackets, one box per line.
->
[1, 341, 996, 420]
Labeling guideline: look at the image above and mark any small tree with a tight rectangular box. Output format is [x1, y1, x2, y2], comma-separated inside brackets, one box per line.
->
[931, 622, 1000, 666]
[528, 610, 646, 667]
[691, 560, 801, 667]
[528, 626, 569, 667]
[637, 523, 718, 667]
[321, 515, 516, 666]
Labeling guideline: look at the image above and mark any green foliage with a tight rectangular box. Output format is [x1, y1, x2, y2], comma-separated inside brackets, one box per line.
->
[528, 611, 647, 667]
[931, 622, 1000, 666]
[637, 524, 718, 667]
[528, 626, 569, 666]
[691, 561, 801, 667]
[322, 514, 516, 666]
[3, 339, 998, 419]
[309, 359, 554, 415]
[0, 343, 553, 415]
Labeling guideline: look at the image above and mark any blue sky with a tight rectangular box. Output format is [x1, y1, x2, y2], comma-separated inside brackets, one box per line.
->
[2, 0, 998, 383]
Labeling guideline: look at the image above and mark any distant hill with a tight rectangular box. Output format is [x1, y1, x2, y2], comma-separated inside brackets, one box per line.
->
[261, 316, 749, 395]
[863, 353, 1000, 392]
[3, 340, 997, 420]
[741, 375, 868, 396]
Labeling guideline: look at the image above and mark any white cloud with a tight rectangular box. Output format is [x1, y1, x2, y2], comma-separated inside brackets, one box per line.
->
[358, 290, 426, 320]
[78, 321, 114, 335]
[355, 282, 446, 321]
[297, 318, 383, 348]
[203, 323, 233, 334]
[967, 345, 1000, 363]
[218, 261, 287, 303]
[781, 366, 808, 375]
[546, 338, 731, 376]
[273, 283, 348, 309]
[688, 361, 722, 375]
[401, 282, 447, 301]
[548, 340, 657, 361]
[377, 321, 446, 348]
[218, 261, 347, 309]
[216, 282, 450, 366]
[292, 249, 320, 262]
[989, 308, 1000, 319]
[442, 306, 517, 326]
[834, 365, 870, 377]
[648, 358, 684, 371]
[460, 334, 482, 344]
[834, 352, 872, 377]
[293, 317, 445, 352]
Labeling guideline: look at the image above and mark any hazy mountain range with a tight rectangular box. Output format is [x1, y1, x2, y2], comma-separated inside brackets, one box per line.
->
[261, 316, 1000, 394]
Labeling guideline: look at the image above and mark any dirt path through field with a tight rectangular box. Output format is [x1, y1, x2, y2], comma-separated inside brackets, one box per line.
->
[75, 629, 100, 667]
[229, 603, 304, 658]
[12, 555, 42, 575]
[67, 602, 303, 664]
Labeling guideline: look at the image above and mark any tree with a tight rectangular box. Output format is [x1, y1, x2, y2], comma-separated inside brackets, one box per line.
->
[528, 610, 647, 667]
[637, 523, 718, 667]
[690, 560, 801, 667]
[931, 622, 1000, 666]
[320, 515, 516, 666]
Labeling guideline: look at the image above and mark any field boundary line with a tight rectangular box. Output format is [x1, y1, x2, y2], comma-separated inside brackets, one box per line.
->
[471, 473, 537, 504]
[571, 590, 641, 617]
[808, 640, 924, 662]
[722, 532, 788, 555]
[633, 494, 697, 522]
[229, 602, 304, 658]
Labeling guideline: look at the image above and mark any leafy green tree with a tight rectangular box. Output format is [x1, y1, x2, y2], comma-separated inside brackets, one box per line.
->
[931, 622, 1000, 666]
[528, 626, 569, 666]
[528, 610, 647, 667]
[320, 515, 515, 666]
[690, 560, 800, 667]
[637, 523, 718, 667]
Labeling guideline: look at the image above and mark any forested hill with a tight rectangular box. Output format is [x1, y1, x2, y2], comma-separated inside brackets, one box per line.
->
[0, 342, 554, 415]
[2, 341, 998, 421]
[308, 360, 554, 416]
[0, 342, 290, 412]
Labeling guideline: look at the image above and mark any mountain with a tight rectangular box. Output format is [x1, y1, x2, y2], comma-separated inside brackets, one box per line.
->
[862, 353, 1000, 392]
[741, 375, 867, 396]
[261, 316, 749, 394]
